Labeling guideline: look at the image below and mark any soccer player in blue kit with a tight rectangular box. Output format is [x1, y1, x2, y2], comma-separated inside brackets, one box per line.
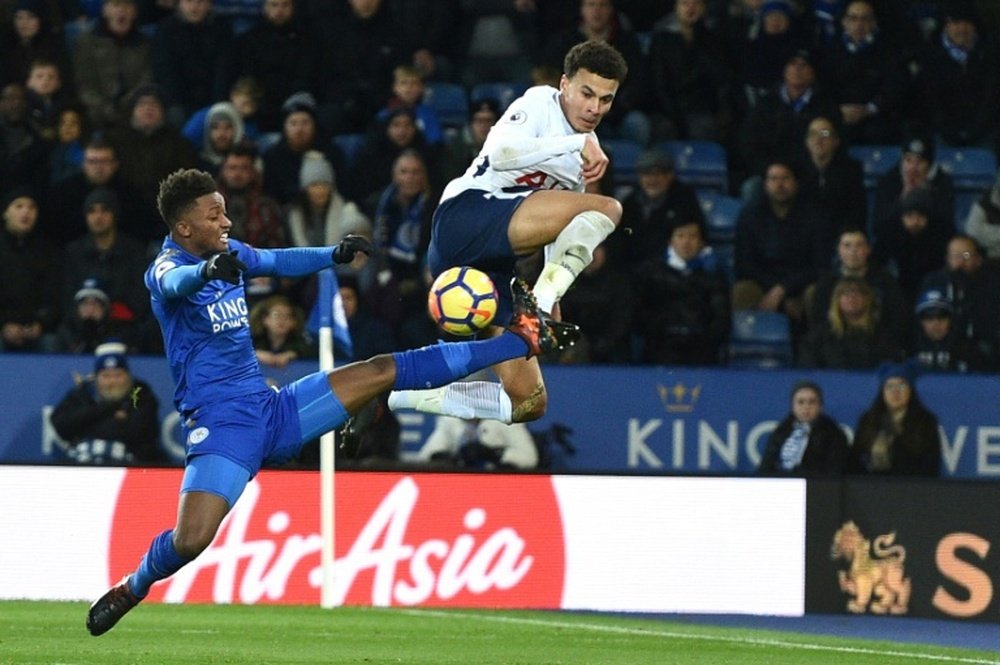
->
[86, 168, 579, 636]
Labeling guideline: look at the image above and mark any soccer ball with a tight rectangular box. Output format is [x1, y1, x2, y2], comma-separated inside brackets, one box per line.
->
[428, 266, 499, 336]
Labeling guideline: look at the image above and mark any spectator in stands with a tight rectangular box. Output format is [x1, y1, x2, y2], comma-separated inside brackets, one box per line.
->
[0, 82, 50, 199]
[24, 58, 69, 141]
[873, 186, 950, 304]
[799, 275, 898, 369]
[607, 148, 703, 272]
[50, 341, 164, 465]
[541, 0, 651, 145]
[338, 275, 396, 362]
[732, 0, 806, 114]
[194, 102, 244, 175]
[732, 160, 831, 327]
[910, 287, 992, 373]
[649, 0, 733, 142]
[419, 413, 539, 470]
[739, 48, 839, 192]
[54, 278, 126, 353]
[796, 116, 867, 236]
[48, 105, 87, 183]
[354, 107, 439, 203]
[375, 64, 444, 145]
[47, 136, 149, 249]
[442, 98, 499, 183]
[818, 0, 909, 146]
[151, 0, 233, 125]
[456, 0, 538, 89]
[387, 0, 459, 83]
[261, 91, 349, 205]
[850, 361, 941, 476]
[107, 85, 198, 244]
[62, 187, 149, 341]
[216, 142, 285, 249]
[964, 170, 1000, 260]
[632, 217, 730, 365]
[872, 131, 955, 247]
[317, 0, 408, 135]
[758, 379, 849, 476]
[0, 187, 60, 352]
[809, 227, 907, 342]
[0, 0, 71, 91]
[181, 76, 263, 148]
[920, 234, 1000, 368]
[552, 245, 633, 364]
[249, 294, 316, 369]
[71, 0, 152, 130]
[916, 2, 999, 150]
[231, 0, 318, 133]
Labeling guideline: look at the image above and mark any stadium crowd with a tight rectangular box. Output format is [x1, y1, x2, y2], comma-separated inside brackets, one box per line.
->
[2, 0, 1000, 378]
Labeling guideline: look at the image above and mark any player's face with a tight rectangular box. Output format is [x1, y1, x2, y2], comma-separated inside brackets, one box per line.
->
[791, 388, 820, 424]
[559, 69, 618, 133]
[179, 192, 231, 255]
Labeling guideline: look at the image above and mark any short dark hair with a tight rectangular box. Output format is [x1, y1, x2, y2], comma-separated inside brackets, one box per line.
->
[790, 380, 823, 405]
[157, 169, 217, 228]
[223, 141, 259, 162]
[563, 40, 628, 82]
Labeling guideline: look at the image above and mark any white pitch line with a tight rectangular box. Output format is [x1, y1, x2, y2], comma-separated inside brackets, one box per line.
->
[399, 609, 1000, 665]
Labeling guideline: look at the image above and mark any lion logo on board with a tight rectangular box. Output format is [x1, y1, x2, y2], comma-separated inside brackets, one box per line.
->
[831, 521, 911, 615]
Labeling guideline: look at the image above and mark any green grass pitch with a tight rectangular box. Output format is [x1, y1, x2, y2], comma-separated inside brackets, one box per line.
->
[1, 601, 997, 665]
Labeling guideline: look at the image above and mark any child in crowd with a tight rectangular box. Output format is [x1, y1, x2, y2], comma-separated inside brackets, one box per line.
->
[376, 65, 444, 145]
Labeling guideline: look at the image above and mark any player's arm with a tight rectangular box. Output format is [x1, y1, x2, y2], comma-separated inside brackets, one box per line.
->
[250, 235, 373, 278]
[483, 96, 586, 171]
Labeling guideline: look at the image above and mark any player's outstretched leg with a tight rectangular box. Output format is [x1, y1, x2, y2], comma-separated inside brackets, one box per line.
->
[86, 575, 142, 636]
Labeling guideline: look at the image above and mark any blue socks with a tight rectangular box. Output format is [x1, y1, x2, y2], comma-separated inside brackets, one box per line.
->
[130, 529, 192, 598]
[392, 332, 527, 390]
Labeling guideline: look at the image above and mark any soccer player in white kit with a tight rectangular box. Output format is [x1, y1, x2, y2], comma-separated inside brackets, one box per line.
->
[390, 40, 628, 424]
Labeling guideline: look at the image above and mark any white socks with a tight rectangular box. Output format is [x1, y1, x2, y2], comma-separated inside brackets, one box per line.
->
[533, 210, 616, 313]
[388, 381, 514, 423]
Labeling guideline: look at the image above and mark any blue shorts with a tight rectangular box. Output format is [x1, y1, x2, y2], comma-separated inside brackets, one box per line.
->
[180, 372, 348, 489]
[428, 188, 532, 324]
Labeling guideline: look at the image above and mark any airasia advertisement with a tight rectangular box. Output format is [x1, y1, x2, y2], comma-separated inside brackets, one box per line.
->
[1, 467, 804, 615]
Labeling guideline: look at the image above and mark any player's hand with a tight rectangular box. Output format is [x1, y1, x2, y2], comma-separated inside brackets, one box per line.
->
[580, 134, 609, 185]
[201, 250, 247, 285]
[332, 234, 373, 265]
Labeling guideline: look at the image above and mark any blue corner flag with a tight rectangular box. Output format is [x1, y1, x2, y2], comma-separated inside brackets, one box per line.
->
[307, 269, 353, 361]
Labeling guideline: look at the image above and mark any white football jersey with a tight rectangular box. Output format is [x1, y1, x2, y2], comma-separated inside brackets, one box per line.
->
[440, 85, 594, 202]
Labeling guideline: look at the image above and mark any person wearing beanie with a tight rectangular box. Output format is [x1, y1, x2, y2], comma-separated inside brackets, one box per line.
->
[910, 287, 991, 373]
[54, 277, 116, 353]
[49, 340, 163, 466]
[758, 379, 850, 476]
[196, 102, 244, 175]
[0, 187, 60, 352]
[849, 361, 941, 476]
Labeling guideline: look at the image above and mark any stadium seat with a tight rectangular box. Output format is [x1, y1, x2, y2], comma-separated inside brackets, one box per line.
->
[332, 132, 366, 166]
[711, 243, 735, 283]
[698, 191, 742, 244]
[256, 131, 281, 154]
[63, 18, 93, 51]
[847, 145, 901, 189]
[660, 140, 728, 193]
[954, 191, 981, 232]
[728, 310, 793, 369]
[470, 81, 527, 113]
[935, 147, 997, 191]
[603, 138, 643, 186]
[423, 82, 469, 129]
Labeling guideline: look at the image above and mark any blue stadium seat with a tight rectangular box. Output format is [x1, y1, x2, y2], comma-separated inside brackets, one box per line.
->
[332, 133, 366, 166]
[63, 18, 93, 51]
[603, 138, 643, 186]
[711, 243, 735, 283]
[728, 310, 793, 369]
[935, 147, 997, 191]
[423, 82, 469, 129]
[954, 191, 981, 233]
[660, 140, 728, 192]
[698, 191, 742, 244]
[847, 145, 901, 189]
[470, 82, 527, 114]
[256, 131, 281, 154]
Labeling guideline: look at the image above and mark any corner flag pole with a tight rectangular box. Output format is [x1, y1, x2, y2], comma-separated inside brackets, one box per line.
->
[317, 268, 337, 608]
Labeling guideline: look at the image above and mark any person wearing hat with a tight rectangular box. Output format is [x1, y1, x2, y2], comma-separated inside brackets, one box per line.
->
[54, 277, 118, 353]
[0, 187, 60, 352]
[872, 130, 956, 245]
[376, 64, 444, 145]
[352, 106, 439, 203]
[0, 0, 70, 98]
[63, 186, 150, 341]
[215, 142, 285, 250]
[72, 0, 151, 129]
[910, 287, 990, 372]
[849, 361, 941, 476]
[735, 0, 806, 112]
[284, 148, 370, 250]
[758, 379, 850, 476]
[49, 341, 163, 466]
[195, 101, 245, 175]
[915, 0, 999, 149]
[608, 147, 704, 271]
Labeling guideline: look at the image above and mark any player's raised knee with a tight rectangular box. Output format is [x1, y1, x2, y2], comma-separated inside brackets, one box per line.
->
[596, 195, 623, 224]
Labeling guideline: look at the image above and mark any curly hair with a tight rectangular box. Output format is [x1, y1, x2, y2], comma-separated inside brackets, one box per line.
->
[563, 40, 628, 82]
[156, 168, 218, 229]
